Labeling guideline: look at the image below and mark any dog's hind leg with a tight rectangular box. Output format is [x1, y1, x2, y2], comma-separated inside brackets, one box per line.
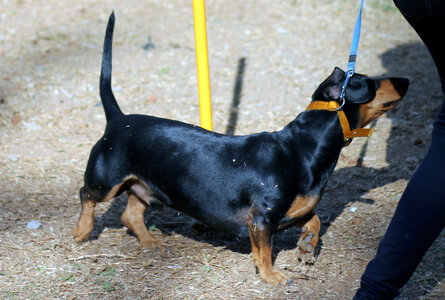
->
[73, 186, 98, 242]
[121, 191, 164, 252]
[73, 182, 125, 242]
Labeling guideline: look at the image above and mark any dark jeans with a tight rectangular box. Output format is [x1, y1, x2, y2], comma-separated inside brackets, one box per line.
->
[354, 1, 445, 299]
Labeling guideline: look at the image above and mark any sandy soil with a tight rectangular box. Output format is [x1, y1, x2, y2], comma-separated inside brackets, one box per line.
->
[0, 0, 444, 299]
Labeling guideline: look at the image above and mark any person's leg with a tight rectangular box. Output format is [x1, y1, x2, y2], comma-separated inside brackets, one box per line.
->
[355, 123, 445, 299]
[355, 2, 445, 299]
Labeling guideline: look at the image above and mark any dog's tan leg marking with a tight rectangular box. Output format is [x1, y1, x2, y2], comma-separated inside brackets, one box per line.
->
[72, 199, 96, 242]
[72, 184, 122, 242]
[248, 209, 287, 284]
[121, 194, 164, 251]
[285, 194, 320, 219]
[283, 195, 321, 255]
[297, 213, 321, 254]
[248, 227, 288, 284]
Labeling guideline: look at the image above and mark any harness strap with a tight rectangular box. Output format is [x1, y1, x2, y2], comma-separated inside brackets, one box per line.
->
[305, 101, 373, 146]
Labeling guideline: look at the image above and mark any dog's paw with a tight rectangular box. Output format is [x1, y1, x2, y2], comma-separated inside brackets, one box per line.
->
[72, 224, 93, 242]
[140, 237, 165, 252]
[297, 227, 318, 255]
[260, 270, 289, 285]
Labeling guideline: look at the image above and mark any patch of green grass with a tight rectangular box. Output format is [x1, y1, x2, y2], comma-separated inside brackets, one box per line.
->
[97, 267, 115, 277]
[60, 273, 76, 282]
[25, 281, 45, 291]
[368, 0, 398, 12]
[1, 291, 19, 300]
[94, 266, 120, 293]
[159, 67, 171, 75]
[102, 282, 119, 292]
[201, 265, 211, 272]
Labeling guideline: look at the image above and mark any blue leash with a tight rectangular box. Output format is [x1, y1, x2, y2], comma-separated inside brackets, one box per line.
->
[338, 0, 365, 109]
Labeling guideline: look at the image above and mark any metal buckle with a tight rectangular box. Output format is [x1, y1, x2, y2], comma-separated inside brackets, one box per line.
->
[337, 70, 354, 111]
[336, 98, 346, 111]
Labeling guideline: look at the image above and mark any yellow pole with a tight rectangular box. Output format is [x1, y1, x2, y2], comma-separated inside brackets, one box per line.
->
[193, 0, 213, 131]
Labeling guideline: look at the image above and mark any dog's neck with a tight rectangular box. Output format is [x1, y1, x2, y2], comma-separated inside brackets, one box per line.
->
[305, 101, 373, 146]
[280, 110, 346, 180]
[284, 108, 344, 147]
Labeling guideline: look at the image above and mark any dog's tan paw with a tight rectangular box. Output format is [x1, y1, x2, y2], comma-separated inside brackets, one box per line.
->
[297, 227, 318, 255]
[140, 237, 165, 252]
[72, 225, 93, 242]
[260, 270, 289, 285]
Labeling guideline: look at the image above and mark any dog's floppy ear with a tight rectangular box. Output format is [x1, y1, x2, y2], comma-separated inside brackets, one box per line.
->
[312, 67, 345, 101]
[345, 74, 376, 104]
[312, 67, 377, 104]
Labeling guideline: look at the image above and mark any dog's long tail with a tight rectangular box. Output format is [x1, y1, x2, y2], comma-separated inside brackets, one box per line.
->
[100, 11, 123, 122]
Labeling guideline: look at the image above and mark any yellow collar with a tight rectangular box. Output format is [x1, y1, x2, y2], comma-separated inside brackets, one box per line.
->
[305, 101, 373, 146]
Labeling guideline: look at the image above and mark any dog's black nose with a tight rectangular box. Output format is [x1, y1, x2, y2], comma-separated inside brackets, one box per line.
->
[390, 78, 409, 97]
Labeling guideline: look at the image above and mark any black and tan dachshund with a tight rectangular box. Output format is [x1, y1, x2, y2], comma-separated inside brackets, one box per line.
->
[73, 13, 409, 284]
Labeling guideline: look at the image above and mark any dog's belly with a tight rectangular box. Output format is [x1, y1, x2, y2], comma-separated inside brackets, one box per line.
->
[151, 186, 251, 238]
[203, 216, 250, 239]
[170, 200, 251, 239]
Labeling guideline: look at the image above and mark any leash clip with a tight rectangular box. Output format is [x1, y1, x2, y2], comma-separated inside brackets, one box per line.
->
[337, 69, 354, 111]
[336, 98, 346, 111]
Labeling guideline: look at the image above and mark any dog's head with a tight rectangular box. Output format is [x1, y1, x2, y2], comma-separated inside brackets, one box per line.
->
[312, 67, 409, 128]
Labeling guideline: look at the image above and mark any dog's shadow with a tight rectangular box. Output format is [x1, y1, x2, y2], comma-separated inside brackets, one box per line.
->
[88, 43, 443, 296]
[88, 193, 253, 254]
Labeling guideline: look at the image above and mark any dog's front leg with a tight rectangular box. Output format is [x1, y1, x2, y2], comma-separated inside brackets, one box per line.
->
[277, 211, 321, 255]
[248, 207, 287, 284]
[297, 212, 320, 255]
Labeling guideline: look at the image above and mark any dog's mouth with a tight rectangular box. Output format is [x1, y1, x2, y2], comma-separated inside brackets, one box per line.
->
[382, 98, 403, 109]
[359, 97, 403, 128]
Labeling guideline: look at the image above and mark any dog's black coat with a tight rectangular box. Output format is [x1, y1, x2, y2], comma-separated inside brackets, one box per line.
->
[85, 12, 408, 237]
[75, 12, 409, 284]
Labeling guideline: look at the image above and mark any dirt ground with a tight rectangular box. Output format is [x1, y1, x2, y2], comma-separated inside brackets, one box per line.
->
[1, 0, 444, 299]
